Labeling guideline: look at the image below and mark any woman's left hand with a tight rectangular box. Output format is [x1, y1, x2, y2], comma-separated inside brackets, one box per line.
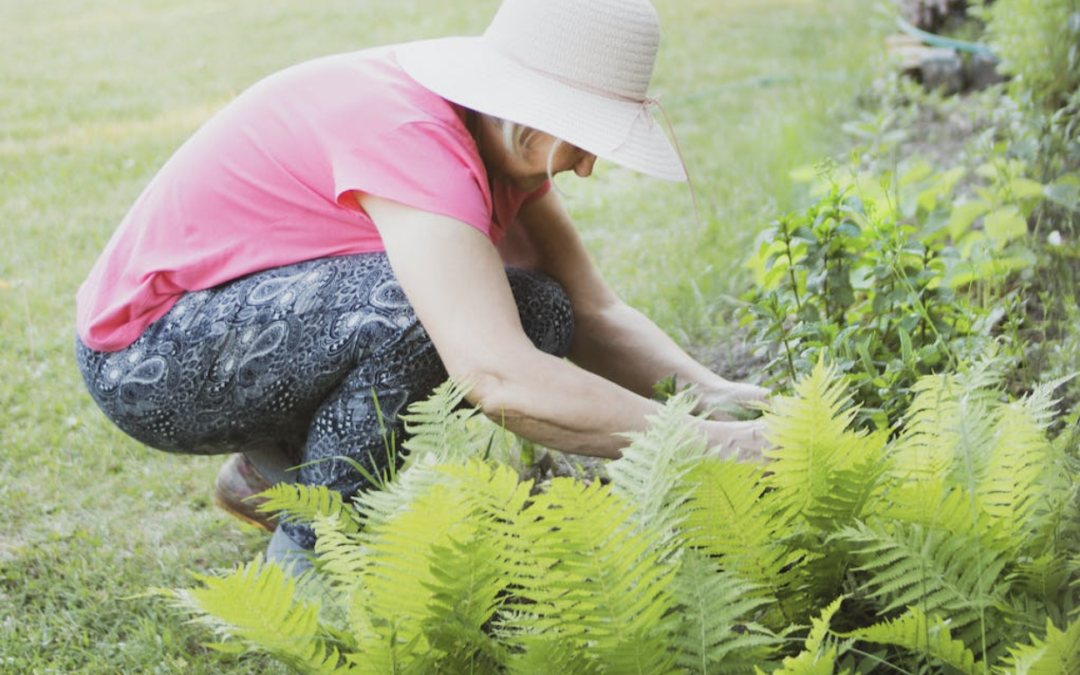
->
[702, 418, 770, 464]
[696, 380, 770, 421]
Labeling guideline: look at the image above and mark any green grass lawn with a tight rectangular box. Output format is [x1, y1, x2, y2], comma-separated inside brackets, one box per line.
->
[0, 0, 875, 671]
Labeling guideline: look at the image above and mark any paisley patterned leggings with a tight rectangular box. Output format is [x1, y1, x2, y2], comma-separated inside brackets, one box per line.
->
[75, 253, 574, 547]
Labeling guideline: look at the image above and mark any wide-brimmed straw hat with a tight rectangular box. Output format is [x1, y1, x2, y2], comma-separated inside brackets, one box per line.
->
[395, 0, 687, 182]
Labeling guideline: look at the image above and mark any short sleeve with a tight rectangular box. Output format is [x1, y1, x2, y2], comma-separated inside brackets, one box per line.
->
[330, 120, 494, 238]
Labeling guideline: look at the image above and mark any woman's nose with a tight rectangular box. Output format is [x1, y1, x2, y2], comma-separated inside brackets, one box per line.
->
[574, 153, 597, 178]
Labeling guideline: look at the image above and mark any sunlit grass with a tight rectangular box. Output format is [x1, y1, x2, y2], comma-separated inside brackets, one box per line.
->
[0, 0, 877, 671]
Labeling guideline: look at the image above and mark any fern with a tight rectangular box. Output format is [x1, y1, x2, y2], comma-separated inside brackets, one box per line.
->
[841, 606, 987, 675]
[608, 392, 707, 558]
[398, 378, 494, 466]
[889, 369, 999, 486]
[257, 482, 358, 533]
[764, 359, 888, 529]
[980, 397, 1060, 552]
[996, 618, 1080, 675]
[165, 558, 356, 675]
[354, 475, 498, 664]
[680, 456, 807, 627]
[418, 535, 510, 673]
[841, 519, 1012, 654]
[754, 598, 849, 675]
[503, 634, 604, 675]
[166, 369, 1080, 674]
[498, 477, 679, 673]
[671, 550, 779, 674]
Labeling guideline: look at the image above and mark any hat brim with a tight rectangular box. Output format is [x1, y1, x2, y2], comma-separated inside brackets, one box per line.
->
[395, 37, 687, 182]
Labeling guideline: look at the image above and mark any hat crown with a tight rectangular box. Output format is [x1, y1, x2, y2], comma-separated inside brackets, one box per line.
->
[484, 0, 660, 102]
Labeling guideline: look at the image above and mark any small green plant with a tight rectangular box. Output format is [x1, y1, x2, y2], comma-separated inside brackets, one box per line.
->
[739, 143, 1059, 429]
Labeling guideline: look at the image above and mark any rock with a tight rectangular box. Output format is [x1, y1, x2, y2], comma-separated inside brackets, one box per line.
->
[885, 34, 929, 74]
[967, 52, 1008, 90]
[920, 48, 964, 95]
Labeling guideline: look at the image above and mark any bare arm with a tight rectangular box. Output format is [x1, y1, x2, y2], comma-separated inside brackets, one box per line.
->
[505, 190, 769, 420]
[358, 192, 764, 461]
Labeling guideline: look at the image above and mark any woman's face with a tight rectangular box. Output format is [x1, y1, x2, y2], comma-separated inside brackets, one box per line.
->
[476, 118, 597, 192]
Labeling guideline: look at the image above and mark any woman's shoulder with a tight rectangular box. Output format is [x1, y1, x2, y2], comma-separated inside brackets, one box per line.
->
[251, 46, 461, 131]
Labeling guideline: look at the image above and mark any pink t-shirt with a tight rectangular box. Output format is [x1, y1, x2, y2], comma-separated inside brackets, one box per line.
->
[76, 46, 549, 352]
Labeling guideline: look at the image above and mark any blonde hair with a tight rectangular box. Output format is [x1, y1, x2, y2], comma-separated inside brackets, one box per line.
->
[494, 117, 567, 182]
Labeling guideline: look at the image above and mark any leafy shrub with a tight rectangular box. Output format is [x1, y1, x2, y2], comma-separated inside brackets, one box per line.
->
[163, 366, 1080, 674]
[975, 0, 1080, 112]
[738, 144, 1054, 429]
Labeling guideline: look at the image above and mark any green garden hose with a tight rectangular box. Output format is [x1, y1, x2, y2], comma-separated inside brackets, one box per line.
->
[895, 16, 996, 56]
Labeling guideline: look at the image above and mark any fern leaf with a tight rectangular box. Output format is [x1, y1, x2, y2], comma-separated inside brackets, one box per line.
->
[357, 482, 479, 654]
[257, 482, 358, 532]
[891, 372, 998, 485]
[311, 513, 368, 592]
[399, 378, 492, 466]
[763, 359, 888, 529]
[754, 598, 849, 675]
[499, 477, 678, 671]
[681, 457, 808, 627]
[608, 392, 707, 558]
[356, 460, 527, 672]
[1008, 554, 1074, 616]
[418, 535, 510, 673]
[840, 606, 986, 675]
[979, 398, 1057, 550]
[504, 634, 604, 675]
[354, 453, 460, 531]
[842, 520, 1012, 650]
[996, 618, 1080, 675]
[168, 558, 356, 674]
[671, 550, 779, 674]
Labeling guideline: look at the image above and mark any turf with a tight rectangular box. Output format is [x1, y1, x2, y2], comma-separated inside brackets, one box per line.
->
[0, 0, 875, 671]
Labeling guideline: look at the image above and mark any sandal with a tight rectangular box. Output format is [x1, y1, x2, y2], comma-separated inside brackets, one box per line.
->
[212, 452, 278, 531]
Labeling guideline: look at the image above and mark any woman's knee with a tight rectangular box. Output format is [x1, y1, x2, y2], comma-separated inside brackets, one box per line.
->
[505, 268, 574, 357]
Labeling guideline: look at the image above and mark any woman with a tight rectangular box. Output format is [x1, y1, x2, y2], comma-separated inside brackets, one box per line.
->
[75, 0, 770, 563]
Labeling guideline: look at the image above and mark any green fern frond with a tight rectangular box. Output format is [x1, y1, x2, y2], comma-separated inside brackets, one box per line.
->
[842, 520, 1012, 648]
[357, 482, 482, 654]
[355, 460, 527, 672]
[754, 598, 849, 675]
[398, 378, 493, 466]
[680, 457, 805, 617]
[609, 392, 707, 556]
[881, 479, 975, 535]
[671, 550, 779, 675]
[996, 617, 1080, 675]
[499, 477, 678, 670]
[763, 359, 889, 529]
[257, 482, 358, 532]
[979, 398, 1058, 551]
[168, 557, 357, 675]
[418, 534, 510, 673]
[503, 634, 604, 675]
[891, 372, 998, 485]
[354, 453, 463, 532]
[840, 606, 987, 675]
[311, 514, 367, 591]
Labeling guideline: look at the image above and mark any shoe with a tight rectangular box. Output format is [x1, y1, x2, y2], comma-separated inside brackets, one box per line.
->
[213, 452, 278, 531]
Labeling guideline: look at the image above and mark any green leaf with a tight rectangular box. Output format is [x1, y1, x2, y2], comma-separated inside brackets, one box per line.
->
[984, 206, 1028, 247]
[1009, 177, 1046, 201]
[1043, 180, 1080, 211]
[997, 618, 1080, 675]
[839, 606, 986, 675]
[166, 558, 355, 675]
[948, 201, 991, 239]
